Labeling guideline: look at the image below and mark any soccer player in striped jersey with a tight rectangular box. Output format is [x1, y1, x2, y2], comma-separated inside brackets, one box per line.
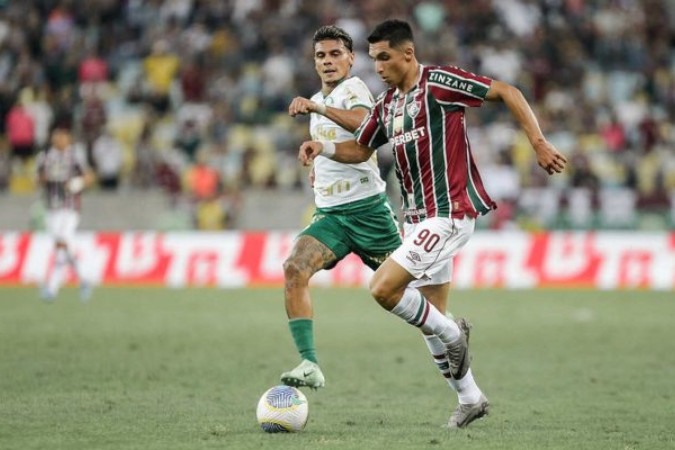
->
[36, 124, 95, 302]
[279, 26, 402, 390]
[298, 19, 568, 428]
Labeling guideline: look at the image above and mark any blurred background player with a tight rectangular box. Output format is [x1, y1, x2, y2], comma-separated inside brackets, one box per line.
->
[279, 26, 402, 389]
[36, 124, 95, 302]
[299, 19, 568, 428]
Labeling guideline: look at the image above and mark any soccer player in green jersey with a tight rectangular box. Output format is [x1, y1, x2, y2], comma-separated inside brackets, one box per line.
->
[298, 20, 568, 428]
[280, 26, 402, 389]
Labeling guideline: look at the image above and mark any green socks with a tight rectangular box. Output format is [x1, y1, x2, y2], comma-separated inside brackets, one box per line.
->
[288, 318, 318, 363]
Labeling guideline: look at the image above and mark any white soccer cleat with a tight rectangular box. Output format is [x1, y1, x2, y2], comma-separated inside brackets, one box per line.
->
[40, 286, 56, 303]
[447, 394, 490, 429]
[280, 359, 325, 389]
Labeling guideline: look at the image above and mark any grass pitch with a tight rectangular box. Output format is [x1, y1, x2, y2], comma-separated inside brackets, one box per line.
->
[0, 287, 673, 450]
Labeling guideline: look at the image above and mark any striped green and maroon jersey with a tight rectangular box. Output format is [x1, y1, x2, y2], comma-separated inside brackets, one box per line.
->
[36, 145, 87, 211]
[355, 64, 497, 223]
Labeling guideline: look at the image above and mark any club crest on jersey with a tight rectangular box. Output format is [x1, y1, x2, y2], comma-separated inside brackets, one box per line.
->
[407, 100, 421, 118]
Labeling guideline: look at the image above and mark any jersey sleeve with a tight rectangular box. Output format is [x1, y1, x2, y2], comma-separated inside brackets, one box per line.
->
[427, 65, 492, 108]
[354, 98, 389, 149]
[341, 78, 374, 111]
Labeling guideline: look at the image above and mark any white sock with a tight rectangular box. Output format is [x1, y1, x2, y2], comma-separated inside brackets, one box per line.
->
[423, 334, 484, 404]
[422, 334, 453, 387]
[391, 288, 461, 344]
[47, 249, 68, 295]
[451, 369, 483, 405]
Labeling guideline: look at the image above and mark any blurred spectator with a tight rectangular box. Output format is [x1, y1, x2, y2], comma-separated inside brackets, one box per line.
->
[140, 39, 180, 115]
[261, 42, 295, 111]
[132, 121, 157, 189]
[154, 150, 183, 207]
[174, 118, 202, 163]
[195, 197, 226, 230]
[78, 49, 109, 85]
[600, 113, 627, 152]
[637, 170, 670, 214]
[183, 149, 220, 202]
[179, 58, 207, 103]
[637, 111, 661, 154]
[413, 1, 446, 35]
[0, 139, 10, 192]
[79, 92, 107, 159]
[5, 97, 35, 162]
[481, 150, 520, 230]
[45, 2, 75, 52]
[570, 151, 600, 192]
[91, 128, 124, 191]
[21, 87, 54, 150]
[78, 48, 110, 98]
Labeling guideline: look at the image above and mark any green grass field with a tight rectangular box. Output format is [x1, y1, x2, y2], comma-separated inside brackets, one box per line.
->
[1, 287, 673, 450]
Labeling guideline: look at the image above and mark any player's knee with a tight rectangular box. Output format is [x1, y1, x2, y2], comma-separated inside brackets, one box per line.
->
[369, 278, 398, 310]
[283, 257, 311, 284]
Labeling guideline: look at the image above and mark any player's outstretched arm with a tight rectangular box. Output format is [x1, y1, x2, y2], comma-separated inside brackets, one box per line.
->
[298, 140, 374, 166]
[318, 106, 369, 133]
[288, 96, 368, 133]
[486, 80, 568, 175]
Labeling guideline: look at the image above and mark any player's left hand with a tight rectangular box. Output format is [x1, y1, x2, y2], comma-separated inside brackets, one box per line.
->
[288, 97, 318, 117]
[533, 139, 567, 175]
[298, 141, 324, 166]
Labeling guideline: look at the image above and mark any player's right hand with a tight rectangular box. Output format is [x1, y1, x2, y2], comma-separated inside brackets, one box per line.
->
[66, 176, 85, 194]
[288, 97, 316, 117]
[298, 141, 323, 166]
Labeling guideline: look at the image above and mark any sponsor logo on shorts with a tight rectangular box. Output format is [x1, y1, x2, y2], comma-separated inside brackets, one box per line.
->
[406, 251, 421, 265]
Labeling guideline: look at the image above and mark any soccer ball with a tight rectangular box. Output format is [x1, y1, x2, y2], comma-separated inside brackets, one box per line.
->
[256, 385, 309, 433]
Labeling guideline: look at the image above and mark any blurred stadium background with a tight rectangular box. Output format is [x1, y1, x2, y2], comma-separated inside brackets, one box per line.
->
[0, 0, 673, 232]
[0, 0, 673, 290]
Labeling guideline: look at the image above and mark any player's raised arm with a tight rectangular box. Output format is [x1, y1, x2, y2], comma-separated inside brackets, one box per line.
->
[315, 104, 369, 133]
[297, 139, 374, 166]
[486, 80, 568, 175]
[288, 96, 369, 133]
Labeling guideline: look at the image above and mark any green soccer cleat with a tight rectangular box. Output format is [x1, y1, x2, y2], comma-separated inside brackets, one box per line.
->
[280, 359, 325, 389]
[447, 394, 490, 429]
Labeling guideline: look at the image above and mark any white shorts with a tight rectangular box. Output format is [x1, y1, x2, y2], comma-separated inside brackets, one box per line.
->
[45, 209, 80, 245]
[390, 216, 475, 287]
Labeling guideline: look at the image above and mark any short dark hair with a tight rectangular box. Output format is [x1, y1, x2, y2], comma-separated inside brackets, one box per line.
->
[313, 25, 353, 52]
[50, 120, 73, 134]
[367, 19, 414, 47]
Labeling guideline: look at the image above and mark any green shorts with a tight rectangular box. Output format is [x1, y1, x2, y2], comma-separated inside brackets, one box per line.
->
[300, 193, 402, 271]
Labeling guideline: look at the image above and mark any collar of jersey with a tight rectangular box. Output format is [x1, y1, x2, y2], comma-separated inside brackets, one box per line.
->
[320, 75, 352, 99]
[395, 64, 425, 97]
